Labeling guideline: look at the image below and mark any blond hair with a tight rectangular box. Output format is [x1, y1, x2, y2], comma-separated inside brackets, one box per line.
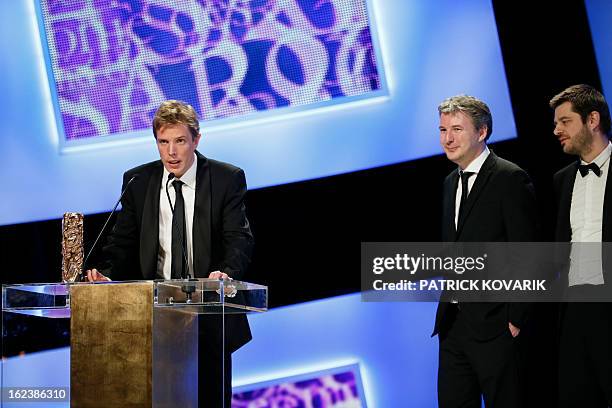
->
[152, 100, 200, 140]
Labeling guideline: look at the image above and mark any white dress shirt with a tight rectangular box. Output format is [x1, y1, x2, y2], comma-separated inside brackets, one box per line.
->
[568, 142, 611, 286]
[157, 154, 197, 279]
[455, 146, 490, 228]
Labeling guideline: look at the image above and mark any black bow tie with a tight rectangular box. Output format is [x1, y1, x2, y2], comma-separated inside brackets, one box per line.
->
[578, 162, 602, 177]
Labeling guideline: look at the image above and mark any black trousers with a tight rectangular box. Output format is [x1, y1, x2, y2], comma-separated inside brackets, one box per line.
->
[198, 349, 232, 408]
[198, 315, 233, 408]
[438, 306, 522, 408]
[558, 303, 612, 408]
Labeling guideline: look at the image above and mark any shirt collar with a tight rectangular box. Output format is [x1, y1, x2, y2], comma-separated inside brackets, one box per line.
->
[458, 145, 490, 175]
[162, 153, 198, 190]
[581, 141, 612, 168]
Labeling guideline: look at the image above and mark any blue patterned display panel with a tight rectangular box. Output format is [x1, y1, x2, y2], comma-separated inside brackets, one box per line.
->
[232, 366, 366, 407]
[38, 0, 382, 143]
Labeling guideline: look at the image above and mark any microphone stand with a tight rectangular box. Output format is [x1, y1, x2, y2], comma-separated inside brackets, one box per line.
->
[80, 174, 139, 282]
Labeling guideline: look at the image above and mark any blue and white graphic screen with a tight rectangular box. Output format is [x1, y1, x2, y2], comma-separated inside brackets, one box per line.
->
[39, 0, 383, 144]
[1, 0, 515, 225]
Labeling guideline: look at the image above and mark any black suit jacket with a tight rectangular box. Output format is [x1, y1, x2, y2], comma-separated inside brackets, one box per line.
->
[433, 151, 538, 339]
[103, 151, 254, 352]
[553, 160, 612, 290]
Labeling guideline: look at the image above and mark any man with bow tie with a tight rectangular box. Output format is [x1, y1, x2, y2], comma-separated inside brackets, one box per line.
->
[551, 84, 612, 407]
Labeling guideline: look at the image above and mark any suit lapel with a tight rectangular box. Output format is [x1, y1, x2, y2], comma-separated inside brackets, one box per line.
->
[557, 163, 578, 242]
[443, 172, 459, 241]
[193, 152, 212, 277]
[140, 163, 162, 279]
[455, 152, 496, 237]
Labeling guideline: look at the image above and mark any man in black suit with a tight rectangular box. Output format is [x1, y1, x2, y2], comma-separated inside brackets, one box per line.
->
[88, 100, 254, 407]
[435, 95, 538, 407]
[550, 84, 612, 408]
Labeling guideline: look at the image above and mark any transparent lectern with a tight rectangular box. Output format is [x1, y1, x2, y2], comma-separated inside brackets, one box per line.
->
[2, 279, 267, 408]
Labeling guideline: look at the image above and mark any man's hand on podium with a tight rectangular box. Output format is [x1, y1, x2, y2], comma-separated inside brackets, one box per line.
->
[84, 270, 230, 282]
[86, 268, 111, 282]
[209, 270, 237, 297]
[208, 270, 230, 280]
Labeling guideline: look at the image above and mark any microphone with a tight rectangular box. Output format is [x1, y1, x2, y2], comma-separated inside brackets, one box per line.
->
[165, 172, 175, 212]
[165, 172, 192, 280]
[81, 173, 139, 280]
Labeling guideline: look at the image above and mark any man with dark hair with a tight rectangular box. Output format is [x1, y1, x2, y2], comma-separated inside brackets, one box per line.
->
[88, 99, 254, 407]
[550, 84, 612, 407]
[435, 95, 538, 407]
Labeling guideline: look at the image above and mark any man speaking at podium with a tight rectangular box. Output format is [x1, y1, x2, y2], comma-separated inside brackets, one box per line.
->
[87, 99, 254, 407]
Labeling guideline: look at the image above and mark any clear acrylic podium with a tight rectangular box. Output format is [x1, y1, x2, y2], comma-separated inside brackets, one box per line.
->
[2, 279, 267, 408]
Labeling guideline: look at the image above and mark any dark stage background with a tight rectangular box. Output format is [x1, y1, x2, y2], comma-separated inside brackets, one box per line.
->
[0, 1, 602, 406]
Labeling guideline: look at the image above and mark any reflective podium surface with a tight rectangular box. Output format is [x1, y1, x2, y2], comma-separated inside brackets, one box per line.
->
[2, 279, 267, 408]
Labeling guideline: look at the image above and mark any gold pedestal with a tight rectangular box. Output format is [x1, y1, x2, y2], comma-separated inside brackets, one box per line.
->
[70, 282, 153, 408]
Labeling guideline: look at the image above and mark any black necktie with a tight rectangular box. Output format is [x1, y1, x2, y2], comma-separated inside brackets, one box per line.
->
[171, 180, 187, 279]
[458, 171, 474, 225]
[578, 162, 601, 177]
